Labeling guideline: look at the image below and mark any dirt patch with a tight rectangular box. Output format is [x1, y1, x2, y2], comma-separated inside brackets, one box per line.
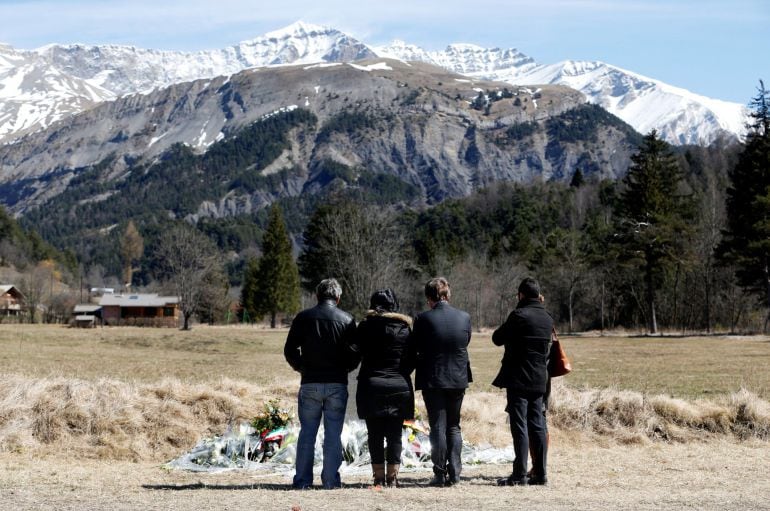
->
[2, 438, 768, 510]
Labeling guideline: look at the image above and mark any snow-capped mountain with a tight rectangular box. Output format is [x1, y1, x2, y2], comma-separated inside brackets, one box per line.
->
[376, 43, 746, 145]
[0, 22, 374, 143]
[0, 21, 747, 145]
[35, 21, 374, 95]
[376, 40, 538, 75]
[465, 59, 744, 145]
[0, 43, 115, 140]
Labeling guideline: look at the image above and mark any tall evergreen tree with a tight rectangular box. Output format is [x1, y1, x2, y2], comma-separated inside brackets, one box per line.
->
[240, 257, 260, 323]
[251, 204, 301, 328]
[719, 81, 770, 329]
[614, 130, 694, 333]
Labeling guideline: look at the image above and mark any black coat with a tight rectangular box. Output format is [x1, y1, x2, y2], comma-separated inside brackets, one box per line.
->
[284, 299, 357, 385]
[413, 301, 472, 390]
[491, 298, 553, 394]
[351, 312, 415, 420]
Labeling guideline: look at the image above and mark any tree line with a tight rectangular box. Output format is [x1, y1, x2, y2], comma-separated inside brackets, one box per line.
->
[243, 83, 770, 334]
[4, 83, 767, 332]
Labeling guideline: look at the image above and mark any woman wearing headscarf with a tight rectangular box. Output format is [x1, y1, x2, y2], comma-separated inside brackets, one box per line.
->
[350, 288, 415, 487]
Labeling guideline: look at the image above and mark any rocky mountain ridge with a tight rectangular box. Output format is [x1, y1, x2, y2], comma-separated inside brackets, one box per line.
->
[0, 59, 636, 218]
[0, 21, 747, 145]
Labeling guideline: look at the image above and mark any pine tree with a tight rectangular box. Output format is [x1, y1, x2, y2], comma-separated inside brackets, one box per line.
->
[614, 130, 694, 333]
[720, 81, 770, 329]
[297, 203, 336, 294]
[570, 168, 585, 188]
[240, 257, 260, 323]
[251, 204, 301, 328]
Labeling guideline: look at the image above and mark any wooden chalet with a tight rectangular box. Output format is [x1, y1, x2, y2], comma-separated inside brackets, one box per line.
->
[0, 285, 24, 317]
[99, 293, 180, 327]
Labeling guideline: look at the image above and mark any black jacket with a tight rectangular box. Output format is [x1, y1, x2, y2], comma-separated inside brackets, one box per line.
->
[350, 311, 416, 420]
[284, 299, 357, 385]
[491, 298, 553, 394]
[413, 301, 472, 390]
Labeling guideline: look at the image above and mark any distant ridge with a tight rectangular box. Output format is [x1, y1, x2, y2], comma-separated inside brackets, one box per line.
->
[0, 20, 747, 145]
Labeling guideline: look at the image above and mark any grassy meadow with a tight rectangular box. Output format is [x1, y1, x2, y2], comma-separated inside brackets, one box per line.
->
[1, 324, 770, 510]
[2, 324, 769, 397]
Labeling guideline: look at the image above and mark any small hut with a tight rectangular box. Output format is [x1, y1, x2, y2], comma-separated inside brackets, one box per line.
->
[72, 304, 102, 327]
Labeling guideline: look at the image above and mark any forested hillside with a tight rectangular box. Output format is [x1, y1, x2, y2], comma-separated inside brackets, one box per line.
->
[2, 59, 765, 333]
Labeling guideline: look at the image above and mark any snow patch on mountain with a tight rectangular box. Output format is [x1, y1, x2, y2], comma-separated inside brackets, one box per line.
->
[377, 42, 747, 145]
[0, 21, 749, 146]
[474, 60, 747, 144]
[348, 62, 393, 72]
[0, 44, 114, 141]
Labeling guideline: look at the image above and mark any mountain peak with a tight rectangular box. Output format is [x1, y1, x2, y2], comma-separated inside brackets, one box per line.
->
[445, 43, 487, 53]
[0, 22, 749, 146]
[263, 21, 334, 40]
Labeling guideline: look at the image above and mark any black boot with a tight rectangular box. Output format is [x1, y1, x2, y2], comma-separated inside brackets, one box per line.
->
[428, 467, 447, 487]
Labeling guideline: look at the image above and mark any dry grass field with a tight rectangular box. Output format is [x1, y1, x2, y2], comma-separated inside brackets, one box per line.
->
[1, 324, 770, 510]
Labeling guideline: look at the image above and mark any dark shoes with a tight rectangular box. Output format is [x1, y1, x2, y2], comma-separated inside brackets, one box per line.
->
[497, 476, 528, 486]
[428, 474, 447, 487]
[429, 470, 461, 487]
[497, 475, 548, 486]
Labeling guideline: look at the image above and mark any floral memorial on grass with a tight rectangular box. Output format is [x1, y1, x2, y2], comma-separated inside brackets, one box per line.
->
[166, 401, 515, 474]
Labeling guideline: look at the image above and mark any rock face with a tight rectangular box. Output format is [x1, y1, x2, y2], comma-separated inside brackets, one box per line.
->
[0, 21, 746, 147]
[0, 59, 638, 217]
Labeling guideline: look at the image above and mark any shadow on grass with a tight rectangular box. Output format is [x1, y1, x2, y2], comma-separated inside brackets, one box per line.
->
[142, 482, 303, 491]
[622, 332, 769, 339]
[140, 476, 498, 491]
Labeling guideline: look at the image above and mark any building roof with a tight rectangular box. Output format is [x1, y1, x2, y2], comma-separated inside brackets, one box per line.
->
[0, 285, 24, 298]
[99, 293, 179, 307]
[74, 304, 102, 313]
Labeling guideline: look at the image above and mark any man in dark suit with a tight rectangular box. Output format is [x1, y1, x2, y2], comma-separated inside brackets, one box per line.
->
[413, 277, 472, 487]
[492, 277, 553, 486]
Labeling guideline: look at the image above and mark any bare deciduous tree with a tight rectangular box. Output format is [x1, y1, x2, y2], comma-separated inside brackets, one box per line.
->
[155, 226, 221, 330]
[19, 260, 59, 323]
[302, 203, 408, 314]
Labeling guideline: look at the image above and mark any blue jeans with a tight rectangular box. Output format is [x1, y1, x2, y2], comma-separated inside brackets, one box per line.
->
[293, 383, 348, 489]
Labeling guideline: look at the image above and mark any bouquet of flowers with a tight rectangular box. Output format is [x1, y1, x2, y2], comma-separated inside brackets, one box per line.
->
[251, 399, 292, 434]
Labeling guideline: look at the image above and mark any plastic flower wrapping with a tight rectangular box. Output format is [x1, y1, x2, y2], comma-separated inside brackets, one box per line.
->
[166, 417, 515, 474]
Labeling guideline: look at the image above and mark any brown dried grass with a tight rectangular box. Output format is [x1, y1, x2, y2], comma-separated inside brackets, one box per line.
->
[549, 380, 770, 443]
[1, 375, 768, 463]
[0, 375, 293, 462]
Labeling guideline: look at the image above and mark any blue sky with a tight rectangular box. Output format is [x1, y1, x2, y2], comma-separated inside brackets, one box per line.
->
[0, 0, 767, 103]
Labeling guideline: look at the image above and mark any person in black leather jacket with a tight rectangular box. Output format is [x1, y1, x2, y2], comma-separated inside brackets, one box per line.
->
[284, 278, 356, 489]
[349, 288, 415, 487]
[492, 277, 553, 486]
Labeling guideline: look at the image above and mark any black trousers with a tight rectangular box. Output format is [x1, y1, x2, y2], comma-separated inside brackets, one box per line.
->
[365, 417, 404, 464]
[506, 389, 547, 481]
[422, 388, 465, 481]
